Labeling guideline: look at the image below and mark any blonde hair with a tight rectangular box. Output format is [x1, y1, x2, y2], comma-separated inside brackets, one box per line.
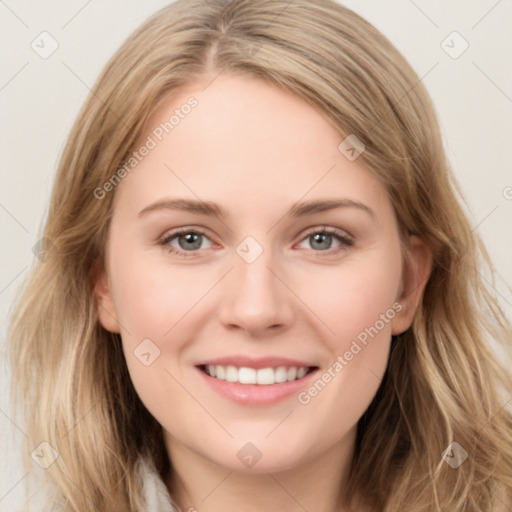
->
[8, 0, 512, 510]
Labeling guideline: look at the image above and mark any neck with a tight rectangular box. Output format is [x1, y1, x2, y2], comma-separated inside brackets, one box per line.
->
[164, 428, 360, 512]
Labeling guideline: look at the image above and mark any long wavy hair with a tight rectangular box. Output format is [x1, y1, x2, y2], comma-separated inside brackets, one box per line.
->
[8, 0, 512, 510]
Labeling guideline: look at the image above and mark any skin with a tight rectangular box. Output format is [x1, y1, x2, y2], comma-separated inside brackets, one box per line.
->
[95, 73, 432, 512]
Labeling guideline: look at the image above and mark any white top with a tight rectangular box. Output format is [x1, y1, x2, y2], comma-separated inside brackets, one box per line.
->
[138, 456, 179, 512]
[38, 457, 179, 512]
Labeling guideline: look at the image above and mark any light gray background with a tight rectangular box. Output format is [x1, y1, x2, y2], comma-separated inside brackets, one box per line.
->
[1, 1, 511, 510]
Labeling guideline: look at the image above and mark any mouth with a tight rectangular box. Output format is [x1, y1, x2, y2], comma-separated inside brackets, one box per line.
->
[194, 356, 320, 405]
[197, 364, 318, 385]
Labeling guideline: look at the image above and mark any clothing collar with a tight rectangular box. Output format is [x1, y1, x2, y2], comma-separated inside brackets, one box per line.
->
[137, 456, 179, 512]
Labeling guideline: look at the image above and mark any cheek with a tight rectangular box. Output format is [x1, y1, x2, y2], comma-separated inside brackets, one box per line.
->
[299, 252, 402, 351]
[108, 255, 217, 411]
[110, 255, 215, 342]
[292, 251, 402, 429]
[109, 258, 204, 429]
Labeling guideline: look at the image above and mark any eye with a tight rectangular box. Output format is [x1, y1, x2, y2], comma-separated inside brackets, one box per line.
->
[159, 226, 354, 258]
[297, 227, 354, 254]
[159, 228, 214, 258]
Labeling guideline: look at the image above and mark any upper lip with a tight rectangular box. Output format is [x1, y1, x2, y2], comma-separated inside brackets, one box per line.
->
[195, 355, 317, 369]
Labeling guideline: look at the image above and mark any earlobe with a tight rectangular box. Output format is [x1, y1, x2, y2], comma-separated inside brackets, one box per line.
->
[94, 266, 121, 334]
[391, 235, 433, 336]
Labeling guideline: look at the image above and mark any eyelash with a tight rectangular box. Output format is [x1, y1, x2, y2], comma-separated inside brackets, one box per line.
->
[159, 226, 354, 259]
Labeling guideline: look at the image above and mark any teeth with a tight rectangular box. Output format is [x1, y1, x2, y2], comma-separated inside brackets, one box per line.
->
[216, 365, 225, 380]
[257, 367, 275, 385]
[287, 367, 297, 381]
[238, 367, 256, 384]
[203, 365, 312, 385]
[274, 366, 287, 383]
[225, 365, 238, 382]
[297, 367, 308, 379]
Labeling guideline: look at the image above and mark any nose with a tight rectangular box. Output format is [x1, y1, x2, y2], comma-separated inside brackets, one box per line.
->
[217, 247, 296, 336]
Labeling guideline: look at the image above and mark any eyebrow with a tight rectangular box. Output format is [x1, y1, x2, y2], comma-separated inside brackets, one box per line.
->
[138, 198, 375, 219]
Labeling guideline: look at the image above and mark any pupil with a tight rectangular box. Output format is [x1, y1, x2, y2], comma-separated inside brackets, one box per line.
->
[180, 233, 201, 250]
[312, 233, 331, 251]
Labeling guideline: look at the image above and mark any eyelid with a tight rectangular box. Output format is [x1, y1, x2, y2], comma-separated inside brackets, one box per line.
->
[299, 225, 353, 243]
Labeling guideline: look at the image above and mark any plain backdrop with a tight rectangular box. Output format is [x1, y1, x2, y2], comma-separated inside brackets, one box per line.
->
[1, 1, 511, 510]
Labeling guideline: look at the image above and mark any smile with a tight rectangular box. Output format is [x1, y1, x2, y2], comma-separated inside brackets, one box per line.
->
[199, 364, 316, 385]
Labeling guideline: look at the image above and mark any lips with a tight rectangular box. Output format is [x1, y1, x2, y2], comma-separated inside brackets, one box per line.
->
[195, 355, 319, 401]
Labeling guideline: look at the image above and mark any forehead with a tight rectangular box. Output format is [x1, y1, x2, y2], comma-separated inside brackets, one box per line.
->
[114, 73, 391, 220]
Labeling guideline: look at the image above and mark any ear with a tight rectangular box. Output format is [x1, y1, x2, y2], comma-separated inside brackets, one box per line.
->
[94, 264, 121, 333]
[391, 235, 433, 336]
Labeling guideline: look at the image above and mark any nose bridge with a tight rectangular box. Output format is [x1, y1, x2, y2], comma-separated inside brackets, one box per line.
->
[218, 237, 294, 332]
[234, 240, 281, 309]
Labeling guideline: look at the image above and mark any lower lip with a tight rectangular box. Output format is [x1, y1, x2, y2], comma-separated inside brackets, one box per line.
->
[196, 367, 319, 406]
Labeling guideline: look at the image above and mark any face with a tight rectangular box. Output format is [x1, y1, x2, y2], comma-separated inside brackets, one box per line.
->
[96, 73, 430, 475]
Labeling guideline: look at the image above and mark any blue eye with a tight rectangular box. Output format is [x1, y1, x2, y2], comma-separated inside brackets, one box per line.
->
[159, 226, 353, 258]
[298, 227, 353, 254]
[160, 229, 213, 258]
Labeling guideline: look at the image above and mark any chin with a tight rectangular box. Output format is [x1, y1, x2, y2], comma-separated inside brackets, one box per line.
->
[207, 438, 314, 475]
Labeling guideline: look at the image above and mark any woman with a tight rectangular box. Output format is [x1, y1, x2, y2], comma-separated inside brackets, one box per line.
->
[8, 0, 512, 510]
